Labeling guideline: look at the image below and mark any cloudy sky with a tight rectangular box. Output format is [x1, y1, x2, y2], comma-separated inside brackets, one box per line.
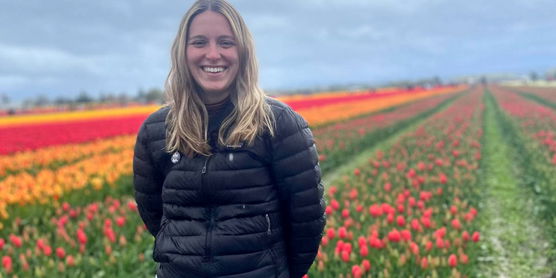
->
[1, 0, 555, 104]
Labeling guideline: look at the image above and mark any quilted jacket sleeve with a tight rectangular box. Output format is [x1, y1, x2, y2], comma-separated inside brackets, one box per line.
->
[270, 107, 326, 278]
[133, 121, 164, 237]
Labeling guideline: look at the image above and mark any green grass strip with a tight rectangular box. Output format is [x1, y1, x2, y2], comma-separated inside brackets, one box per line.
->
[477, 89, 553, 277]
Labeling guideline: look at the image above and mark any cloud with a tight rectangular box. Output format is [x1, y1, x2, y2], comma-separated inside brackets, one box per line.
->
[1, 0, 555, 102]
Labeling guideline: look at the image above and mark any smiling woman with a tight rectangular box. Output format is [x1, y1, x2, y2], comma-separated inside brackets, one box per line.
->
[132, 1, 326, 278]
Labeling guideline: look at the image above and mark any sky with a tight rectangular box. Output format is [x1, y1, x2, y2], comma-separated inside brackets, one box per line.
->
[1, 0, 555, 105]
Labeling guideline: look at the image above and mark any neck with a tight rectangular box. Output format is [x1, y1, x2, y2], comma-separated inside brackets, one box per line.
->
[201, 90, 231, 105]
[205, 95, 231, 111]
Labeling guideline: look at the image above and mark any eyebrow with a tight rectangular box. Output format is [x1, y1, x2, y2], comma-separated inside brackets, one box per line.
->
[188, 35, 235, 40]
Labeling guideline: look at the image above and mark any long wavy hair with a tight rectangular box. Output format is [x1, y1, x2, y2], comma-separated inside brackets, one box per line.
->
[164, 0, 275, 157]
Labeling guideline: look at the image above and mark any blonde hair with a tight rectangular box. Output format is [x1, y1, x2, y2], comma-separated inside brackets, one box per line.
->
[164, 0, 274, 157]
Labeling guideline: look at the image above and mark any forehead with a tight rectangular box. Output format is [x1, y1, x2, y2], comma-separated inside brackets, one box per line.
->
[188, 11, 234, 38]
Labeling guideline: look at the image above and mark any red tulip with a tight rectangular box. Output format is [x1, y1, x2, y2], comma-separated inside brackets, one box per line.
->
[362, 259, 371, 271]
[357, 236, 367, 247]
[369, 204, 382, 217]
[448, 254, 457, 267]
[408, 242, 419, 255]
[420, 257, 428, 269]
[341, 209, 350, 219]
[9, 234, 22, 248]
[352, 265, 362, 278]
[383, 183, 392, 192]
[411, 219, 421, 231]
[396, 215, 406, 227]
[451, 219, 462, 230]
[2, 256, 12, 273]
[331, 199, 340, 210]
[43, 245, 52, 256]
[116, 216, 126, 227]
[425, 241, 433, 251]
[359, 245, 369, 256]
[77, 229, 87, 244]
[472, 231, 480, 242]
[341, 250, 350, 262]
[320, 236, 328, 246]
[462, 231, 470, 241]
[338, 227, 347, 239]
[400, 229, 412, 241]
[56, 247, 66, 259]
[387, 229, 401, 242]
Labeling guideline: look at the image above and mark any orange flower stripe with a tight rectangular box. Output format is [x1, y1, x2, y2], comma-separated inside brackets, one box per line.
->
[0, 135, 136, 176]
[298, 85, 466, 126]
[0, 148, 133, 219]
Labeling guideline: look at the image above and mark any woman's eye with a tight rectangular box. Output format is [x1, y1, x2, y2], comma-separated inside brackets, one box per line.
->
[220, 41, 235, 48]
[190, 41, 206, 47]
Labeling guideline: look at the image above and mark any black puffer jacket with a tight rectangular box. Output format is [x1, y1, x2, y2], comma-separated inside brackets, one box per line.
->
[133, 98, 326, 278]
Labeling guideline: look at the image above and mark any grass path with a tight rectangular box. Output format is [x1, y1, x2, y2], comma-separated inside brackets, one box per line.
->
[478, 90, 552, 277]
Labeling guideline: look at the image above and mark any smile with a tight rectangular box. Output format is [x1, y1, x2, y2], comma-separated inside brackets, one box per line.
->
[202, 66, 227, 73]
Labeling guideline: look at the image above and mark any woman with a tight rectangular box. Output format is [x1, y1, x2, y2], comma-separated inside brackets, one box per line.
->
[132, 0, 326, 277]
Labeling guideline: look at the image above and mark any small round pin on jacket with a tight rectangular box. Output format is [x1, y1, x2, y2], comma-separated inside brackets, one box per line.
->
[171, 152, 181, 164]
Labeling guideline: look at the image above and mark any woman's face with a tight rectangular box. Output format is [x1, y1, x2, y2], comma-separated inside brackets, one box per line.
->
[186, 11, 239, 102]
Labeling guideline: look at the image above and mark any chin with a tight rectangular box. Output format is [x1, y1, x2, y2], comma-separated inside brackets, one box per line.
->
[201, 83, 232, 93]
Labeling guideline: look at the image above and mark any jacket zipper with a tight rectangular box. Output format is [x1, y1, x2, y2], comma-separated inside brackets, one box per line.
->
[201, 155, 213, 262]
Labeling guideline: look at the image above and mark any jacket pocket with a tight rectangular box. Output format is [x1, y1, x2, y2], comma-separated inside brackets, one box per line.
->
[153, 217, 170, 263]
[265, 213, 280, 278]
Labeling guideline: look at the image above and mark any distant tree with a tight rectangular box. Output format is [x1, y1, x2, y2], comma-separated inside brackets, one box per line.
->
[54, 96, 70, 106]
[0, 93, 9, 107]
[432, 76, 442, 86]
[480, 76, 487, 86]
[137, 88, 147, 102]
[117, 92, 130, 105]
[529, 71, 539, 81]
[145, 88, 164, 103]
[76, 91, 93, 103]
[34, 95, 50, 107]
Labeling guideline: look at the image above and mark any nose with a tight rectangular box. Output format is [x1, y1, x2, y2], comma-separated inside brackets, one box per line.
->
[206, 42, 221, 60]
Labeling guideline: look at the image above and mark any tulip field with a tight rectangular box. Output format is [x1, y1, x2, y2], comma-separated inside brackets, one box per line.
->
[1, 85, 556, 277]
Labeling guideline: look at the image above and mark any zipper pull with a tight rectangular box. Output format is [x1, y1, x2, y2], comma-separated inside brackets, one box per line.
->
[265, 213, 271, 236]
[201, 155, 211, 174]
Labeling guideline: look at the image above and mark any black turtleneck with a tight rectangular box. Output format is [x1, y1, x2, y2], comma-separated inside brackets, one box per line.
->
[206, 97, 234, 149]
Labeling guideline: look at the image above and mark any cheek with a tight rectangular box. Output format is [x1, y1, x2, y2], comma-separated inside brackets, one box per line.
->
[186, 49, 199, 66]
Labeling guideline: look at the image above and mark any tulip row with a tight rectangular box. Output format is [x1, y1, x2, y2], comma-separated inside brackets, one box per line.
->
[0, 105, 159, 128]
[490, 85, 556, 256]
[314, 92, 459, 173]
[492, 87, 556, 165]
[0, 115, 146, 155]
[505, 86, 556, 107]
[299, 86, 466, 127]
[0, 135, 135, 177]
[307, 87, 484, 277]
[0, 146, 133, 220]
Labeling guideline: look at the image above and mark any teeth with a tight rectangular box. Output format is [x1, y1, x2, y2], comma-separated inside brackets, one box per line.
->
[203, 66, 225, 73]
